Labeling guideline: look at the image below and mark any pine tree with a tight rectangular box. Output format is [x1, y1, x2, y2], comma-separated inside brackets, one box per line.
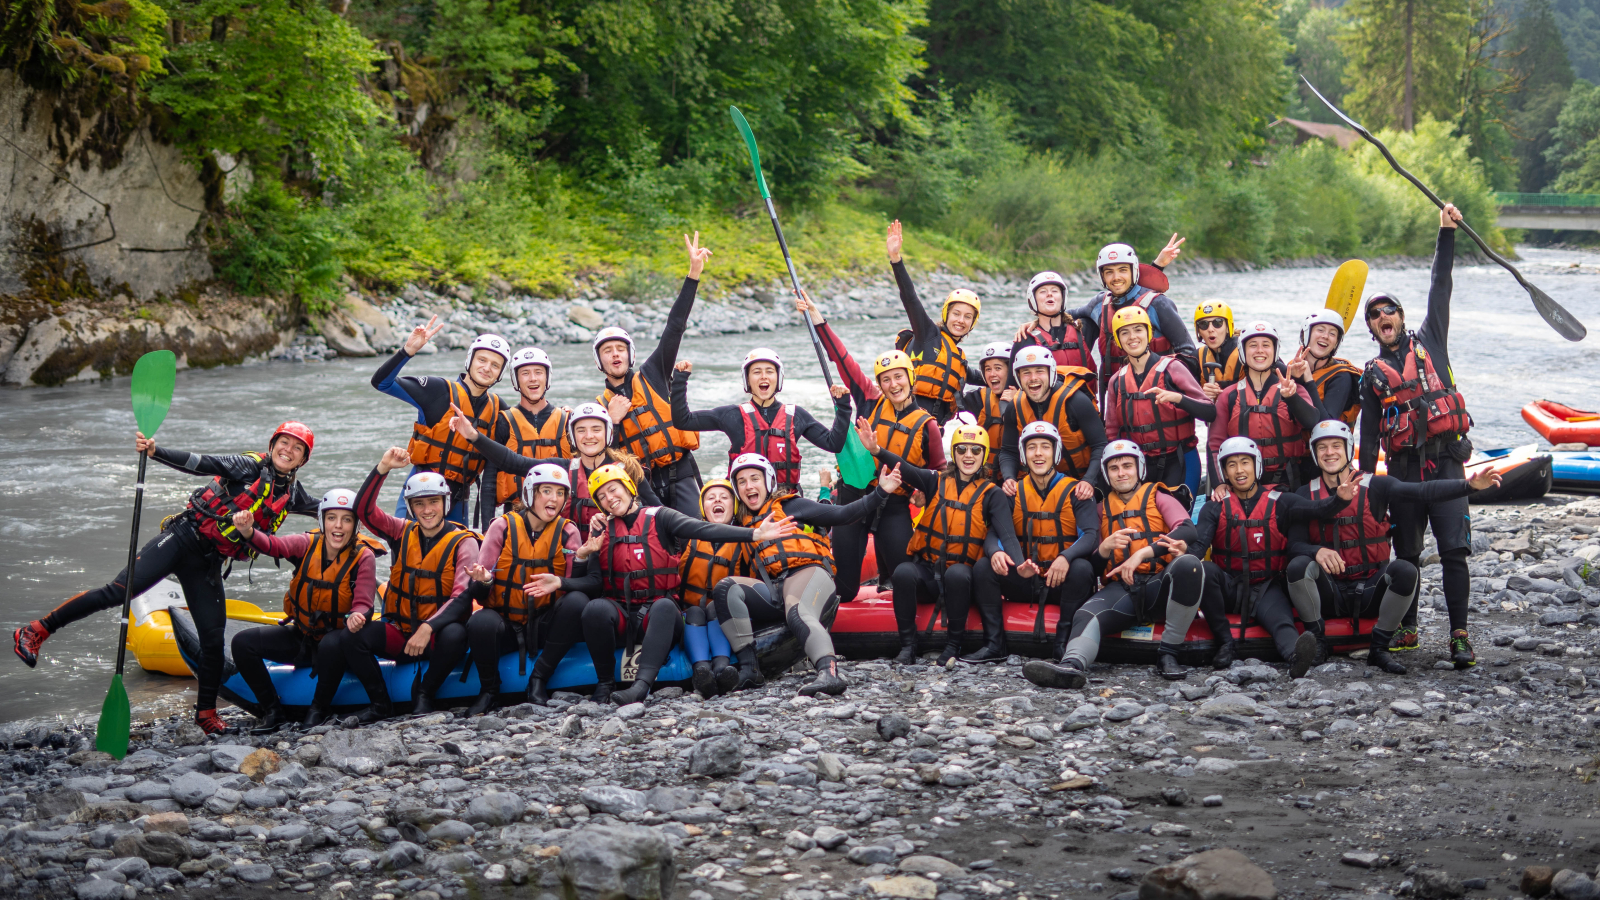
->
[1508, 0, 1576, 190]
[1341, 0, 1473, 130]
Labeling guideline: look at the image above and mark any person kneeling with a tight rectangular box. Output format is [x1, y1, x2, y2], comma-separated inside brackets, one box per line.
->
[1023, 441, 1199, 688]
[229, 489, 382, 732]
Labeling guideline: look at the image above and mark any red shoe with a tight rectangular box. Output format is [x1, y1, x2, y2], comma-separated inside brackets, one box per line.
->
[195, 709, 229, 735]
[1389, 626, 1420, 652]
[13, 620, 50, 668]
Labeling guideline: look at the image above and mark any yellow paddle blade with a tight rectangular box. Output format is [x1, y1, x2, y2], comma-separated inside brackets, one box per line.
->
[1325, 259, 1369, 332]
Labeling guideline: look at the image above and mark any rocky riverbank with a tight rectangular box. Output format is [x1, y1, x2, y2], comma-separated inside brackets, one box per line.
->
[5, 496, 1600, 900]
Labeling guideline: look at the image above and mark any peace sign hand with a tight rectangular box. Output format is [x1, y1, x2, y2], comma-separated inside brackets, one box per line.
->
[1154, 234, 1186, 267]
[404, 315, 445, 356]
[685, 231, 713, 279]
[448, 403, 480, 442]
[1335, 467, 1360, 502]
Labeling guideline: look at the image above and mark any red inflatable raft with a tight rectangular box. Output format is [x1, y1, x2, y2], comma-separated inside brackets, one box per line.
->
[1523, 400, 1600, 447]
[831, 586, 1376, 666]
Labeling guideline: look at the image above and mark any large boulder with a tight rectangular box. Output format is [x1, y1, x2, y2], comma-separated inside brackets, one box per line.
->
[111, 832, 191, 869]
[1141, 848, 1276, 900]
[309, 307, 376, 357]
[320, 728, 407, 775]
[465, 791, 526, 827]
[343, 296, 399, 350]
[685, 736, 743, 777]
[558, 823, 676, 900]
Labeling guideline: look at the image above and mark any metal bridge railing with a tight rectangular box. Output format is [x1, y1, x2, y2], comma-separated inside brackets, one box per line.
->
[1493, 192, 1600, 207]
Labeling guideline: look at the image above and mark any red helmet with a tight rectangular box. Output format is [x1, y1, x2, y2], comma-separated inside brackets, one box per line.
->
[271, 421, 315, 460]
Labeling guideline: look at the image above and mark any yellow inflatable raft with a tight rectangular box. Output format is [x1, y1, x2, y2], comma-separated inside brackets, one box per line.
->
[126, 583, 280, 677]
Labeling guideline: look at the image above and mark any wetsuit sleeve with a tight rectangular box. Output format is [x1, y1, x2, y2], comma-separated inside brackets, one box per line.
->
[1374, 474, 1474, 508]
[868, 448, 940, 496]
[983, 488, 1024, 561]
[561, 521, 585, 552]
[371, 349, 450, 425]
[560, 554, 602, 595]
[1306, 370, 1355, 422]
[817, 321, 878, 407]
[794, 397, 853, 453]
[470, 433, 538, 477]
[1064, 495, 1102, 561]
[1068, 392, 1110, 488]
[289, 482, 319, 517]
[1151, 295, 1199, 378]
[351, 552, 377, 617]
[1206, 389, 1236, 486]
[476, 517, 509, 569]
[998, 406, 1022, 481]
[785, 492, 884, 527]
[640, 278, 699, 390]
[1102, 382, 1125, 442]
[147, 448, 260, 480]
[1285, 382, 1323, 430]
[1186, 502, 1222, 560]
[1359, 381, 1381, 474]
[242, 530, 313, 562]
[668, 368, 735, 438]
[1070, 301, 1101, 347]
[1416, 228, 1455, 374]
[923, 419, 947, 469]
[354, 467, 407, 542]
[892, 260, 937, 357]
[656, 507, 757, 544]
[636, 475, 663, 508]
[1165, 362, 1216, 421]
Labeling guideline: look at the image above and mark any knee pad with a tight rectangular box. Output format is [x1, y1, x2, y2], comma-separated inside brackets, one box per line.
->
[714, 579, 749, 621]
[1385, 559, 1420, 596]
[1287, 555, 1319, 583]
[683, 605, 707, 627]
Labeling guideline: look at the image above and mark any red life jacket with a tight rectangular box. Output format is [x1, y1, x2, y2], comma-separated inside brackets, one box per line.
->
[1308, 474, 1392, 580]
[496, 405, 574, 504]
[563, 458, 601, 532]
[1211, 489, 1289, 581]
[1230, 373, 1308, 487]
[1019, 320, 1096, 375]
[1364, 337, 1471, 457]
[733, 402, 802, 492]
[1109, 356, 1195, 457]
[601, 507, 682, 605]
[1096, 290, 1173, 376]
[188, 452, 295, 559]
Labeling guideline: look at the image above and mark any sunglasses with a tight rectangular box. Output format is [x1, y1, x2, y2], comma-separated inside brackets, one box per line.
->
[953, 445, 985, 457]
[1196, 317, 1227, 331]
[1367, 304, 1400, 320]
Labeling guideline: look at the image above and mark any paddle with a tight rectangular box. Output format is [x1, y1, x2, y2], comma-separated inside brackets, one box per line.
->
[96, 350, 178, 759]
[1324, 259, 1368, 332]
[730, 105, 876, 489]
[1302, 76, 1586, 343]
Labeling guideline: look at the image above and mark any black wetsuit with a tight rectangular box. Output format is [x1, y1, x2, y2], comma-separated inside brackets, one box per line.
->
[973, 476, 1101, 654]
[996, 385, 1110, 491]
[668, 367, 852, 492]
[892, 260, 980, 421]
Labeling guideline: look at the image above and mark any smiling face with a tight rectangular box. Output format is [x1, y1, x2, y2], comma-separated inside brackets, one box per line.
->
[269, 435, 309, 474]
[1223, 454, 1258, 493]
[746, 361, 779, 403]
[1242, 335, 1277, 372]
[1116, 323, 1150, 357]
[1024, 437, 1056, 477]
[595, 481, 636, 516]
[516, 364, 548, 403]
[1306, 323, 1341, 361]
[981, 358, 1010, 391]
[1101, 263, 1134, 295]
[1367, 303, 1404, 347]
[1018, 364, 1053, 401]
[572, 418, 608, 458]
[468, 349, 505, 389]
[1105, 455, 1141, 494]
[322, 509, 355, 553]
[878, 368, 912, 404]
[1314, 436, 1349, 475]
[409, 495, 447, 532]
[1033, 284, 1064, 317]
[734, 468, 770, 511]
[951, 442, 986, 477]
[529, 483, 568, 523]
[1196, 316, 1228, 350]
[702, 486, 736, 525]
[597, 340, 631, 379]
[944, 302, 977, 338]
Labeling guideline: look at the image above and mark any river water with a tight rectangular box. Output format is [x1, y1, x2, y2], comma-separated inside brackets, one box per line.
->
[3, 247, 1598, 723]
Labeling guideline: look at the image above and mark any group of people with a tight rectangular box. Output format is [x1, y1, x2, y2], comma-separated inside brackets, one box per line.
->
[12, 206, 1501, 736]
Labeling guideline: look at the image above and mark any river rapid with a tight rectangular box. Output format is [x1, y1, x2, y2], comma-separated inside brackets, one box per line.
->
[3, 247, 1598, 723]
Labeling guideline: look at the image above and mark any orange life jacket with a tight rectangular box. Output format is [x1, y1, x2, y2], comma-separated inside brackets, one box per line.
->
[906, 328, 968, 412]
[977, 387, 1008, 451]
[870, 396, 933, 495]
[495, 405, 574, 503]
[409, 380, 502, 486]
[1012, 473, 1081, 565]
[601, 373, 700, 468]
[188, 451, 294, 560]
[487, 512, 570, 624]
[908, 475, 994, 567]
[283, 530, 380, 639]
[1100, 482, 1170, 577]
[1364, 338, 1471, 456]
[678, 538, 744, 608]
[1013, 368, 1096, 476]
[742, 494, 833, 580]
[1198, 339, 1244, 388]
[1309, 358, 1361, 427]
[384, 522, 471, 635]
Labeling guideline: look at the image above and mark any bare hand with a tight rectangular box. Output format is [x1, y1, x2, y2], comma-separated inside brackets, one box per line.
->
[577, 530, 605, 560]
[1467, 469, 1502, 491]
[1210, 483, 1230, 503]
[404, 623, 433, 657]
[346, 611, 367, 632]
[685, 231, 712, 279]
[1001, 387, 1018, 404]
[1440, 203, 1462, 229]
[525, 574, 563, 598]
[1072, 480, 1095, 501]
[1279, 370, 1298, 398]
[886, 220, 903, 263]
[404, 315, 445, 356]
[830, 384, 849, 400]
[467, 563, 494, 584]
[135, 431, 156, 456]
[1201, 381, 1222, 401]
[752, 514, 798, 543]
[1335, 467, 1359, 502]
[1315, 546, 1346, 577]
[607, 394, 632, 424]
[231, 509, 255, 539]
[854, 418, 881, 453]
[794, 289, 824, 325]
[1046, 555, 1072, 588]
[1111, 558, 1140, 586]
[877, 464, 903, 494]
[819, 467, 834, 490]
[675, 360, 693, 374]
[1153, 389, 1184, 406]
[448, 403, 481, 442]
[1154, 234, 1186, 267]
[1099, 526, 1137, 557]
[1155, 534, 1187, 556]
[991, 551, 1013, 577]
[1286, 348, 1310, 382]
[1003, 478, 1018, 498]
[379, 446, 411, 475]
[1017, 559, 1040, 579]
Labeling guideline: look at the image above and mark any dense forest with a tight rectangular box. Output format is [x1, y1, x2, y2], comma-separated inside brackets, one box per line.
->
[4, 0, 1600, 306]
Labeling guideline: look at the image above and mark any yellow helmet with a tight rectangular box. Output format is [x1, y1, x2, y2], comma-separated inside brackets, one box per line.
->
[699, 478, 736, 517]
[1193, 300, 1235, 336]
[873, 349, 916, 381]
[947, 421, 991, 462]
[587, 463, 636, 499]
[941, 289, 981, 324]
[1110, 305, 1152, 350]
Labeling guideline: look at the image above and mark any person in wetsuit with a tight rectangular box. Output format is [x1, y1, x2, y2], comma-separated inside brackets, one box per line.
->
[885, 219, 982, 423]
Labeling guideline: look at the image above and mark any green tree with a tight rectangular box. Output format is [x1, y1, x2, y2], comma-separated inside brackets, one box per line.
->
[1508, 0, 1577, 190]
[1342, 0, 1473, 130]
[1552, 0, 1600, 83]
[1289, 4, 1352, 124]
[1546, 78, 1600, 190]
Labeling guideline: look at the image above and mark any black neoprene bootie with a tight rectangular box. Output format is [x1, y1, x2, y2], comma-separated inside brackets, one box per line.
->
[961, 643, 1008, 664]
[892, 636, 919, 665]
[1211, 636, 1237, 670]
[300, 705, 331, 729]
[250, 704, 290, 735]
[797, 657, 847, 697]
[692, 661, 719, 700]
[1290, 628, 1319, 679]
[611, 679, 652, 706]
[466, 692, 497, 717]
[1022, 656, 1088, 689]
[1156, 648, 1188, 681]
[589, 681, 614, 705]
[525, 676, 550, 706]
[937, 641, 961, 666]
[411, 690, 436, 716]
[1367, 629, 1408, 674]
[355, 677, 395, 725]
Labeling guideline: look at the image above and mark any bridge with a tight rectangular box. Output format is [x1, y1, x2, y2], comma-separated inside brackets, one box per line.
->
[1493, 192, 1600, 231]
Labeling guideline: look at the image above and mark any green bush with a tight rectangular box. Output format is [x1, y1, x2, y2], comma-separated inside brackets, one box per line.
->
[216, 176, 345, 314]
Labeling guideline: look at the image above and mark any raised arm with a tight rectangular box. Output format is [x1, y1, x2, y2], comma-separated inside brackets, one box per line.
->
[640, 233, 711, 386]
[668, 364, 737, 438]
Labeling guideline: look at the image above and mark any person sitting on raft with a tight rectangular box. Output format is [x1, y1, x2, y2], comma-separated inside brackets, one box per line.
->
[997, 345, 1104, 497]
[1207, 321, 1324, 495]
[449, 464, 587, 716]
[1072, 236, 1193, 396]
[488, 348, 574, 511]
[862, 420, 1023, 666]
[1177, 436, 1352, 681]
[373, 318, 512, 526]
[1295, 310, 1361, 426]
[1288, 419, 1499, 676]
[974, 422, 1101, 662]
[669, 354, 852, 497]
[593, 232, 714, 517]
[530, 464, 797, 706]
[712, 453, 898, 697]
[677, 479, 746, 699]
[456, 401, 658, 534]
[884, 219, 982, 423]
[1193, 301, 1243, 398]
[1022, 441, 1200, 690]
[964, 341, 1014, 452]
[796, 291, 946, 595]
[348, 449, 481, 720]
[13, 422, 319, 735]
[1103, 305, 1216, 490]
[228, 488, 383, 732]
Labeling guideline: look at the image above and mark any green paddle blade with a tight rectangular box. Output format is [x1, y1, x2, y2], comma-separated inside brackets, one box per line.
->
[131, 350, 177, 437]
[838, 428, 876, 490]
[95, 674, 130, 759]
[729, 107, 771, 200]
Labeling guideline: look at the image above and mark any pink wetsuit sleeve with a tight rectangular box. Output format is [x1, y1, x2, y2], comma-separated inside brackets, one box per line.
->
[355, 468, 407, 542]
[244, 529, 315, 561]
[351, 552, 377, 616]
[477, 518, 509, 569]
[1165, 361, 1210, 403]
[1153, 492, 1191, 530]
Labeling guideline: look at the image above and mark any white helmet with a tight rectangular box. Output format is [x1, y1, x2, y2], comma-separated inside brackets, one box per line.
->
[742, 348, 784, 393]
[1012, 344, 1055, 375]
[521, 462, 571, 508]
[1096, 243, 1139, 276]
[942, 410, 980, 462]
[567, 401, 614, 448]
[592, 326, 635, 371]
[403, 471, 452, 515]
[1217, 436, 1264, 480]
[1018, 421, 1063, 466]
[1102, 439, 1146, 482]
[1299, 308, 1346, 349]
[1308, 419, 1354, 461]
[511, 346, 553, 377]
[466, 334, 512, 384]
[1238, 321, 1280, 354]
[729, 452, 777, 496]
[979, 341, 1013, 368]
[1027, 271, 1068, 313]
[318, 488, 357, 519]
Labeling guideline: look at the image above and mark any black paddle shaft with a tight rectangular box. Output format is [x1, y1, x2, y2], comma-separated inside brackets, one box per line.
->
[762, 197, 835, 388]
[1301, 75, 1586, 342]
[113, 452, 149, 675]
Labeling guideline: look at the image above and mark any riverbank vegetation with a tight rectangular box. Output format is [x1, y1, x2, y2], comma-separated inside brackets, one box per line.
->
[5, 0, 1598, 306]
